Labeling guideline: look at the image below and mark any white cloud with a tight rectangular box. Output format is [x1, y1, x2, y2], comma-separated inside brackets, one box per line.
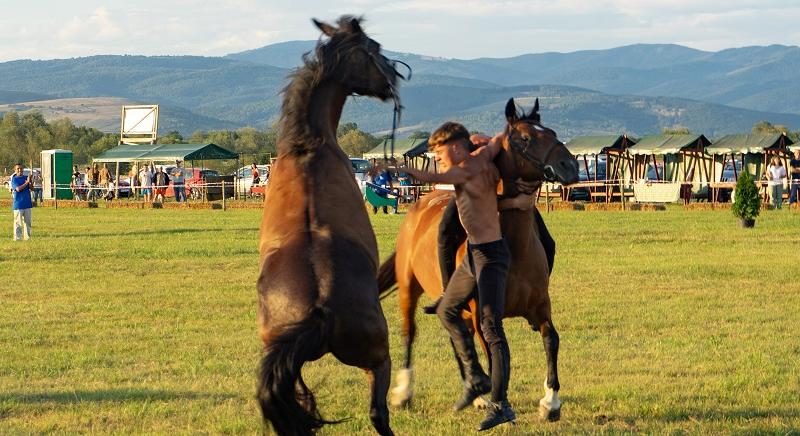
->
[0, 0, 798, 62]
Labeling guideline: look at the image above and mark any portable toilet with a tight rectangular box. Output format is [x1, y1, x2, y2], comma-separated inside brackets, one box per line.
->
[41, 149, 73, 200]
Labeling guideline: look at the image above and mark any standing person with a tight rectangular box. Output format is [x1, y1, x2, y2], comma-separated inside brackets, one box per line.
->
[251, 163, 261, 185]
[10, 163, 33, 241]
[99, 163, 111, 187]
[31, 169, 43, 205]
[151, 166, 170, 203]
[139, 164, 153, 202]
[170, 160, 186, 202]
[129, 162, 140, 199]
[71, 171, 85, 200]
[789, 149, 800, 206]
[84, 166, 95, 201]
[250, 163, 261, 197]
[397, 122, 516, 431]
[372, 167, 395, 214]
[767, 156, 787, 209]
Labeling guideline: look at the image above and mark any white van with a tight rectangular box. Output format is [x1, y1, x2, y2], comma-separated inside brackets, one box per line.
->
[234, 164, 270, 195]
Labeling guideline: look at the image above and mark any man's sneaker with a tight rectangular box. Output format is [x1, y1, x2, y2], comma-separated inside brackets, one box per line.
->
[422, 296, 443, 315]
[478, 401, 516, 431]
[453, 376, 491, 411]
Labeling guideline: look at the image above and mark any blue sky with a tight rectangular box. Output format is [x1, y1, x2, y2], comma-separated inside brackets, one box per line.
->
[2, 0, 800, 62]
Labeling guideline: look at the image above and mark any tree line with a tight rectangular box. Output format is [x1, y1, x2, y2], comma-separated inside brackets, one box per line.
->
[0, 111, 394, 175]
[2, 109, 796, 176]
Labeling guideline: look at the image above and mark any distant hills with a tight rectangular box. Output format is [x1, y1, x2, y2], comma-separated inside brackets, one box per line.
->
[1, 42, 799, 139]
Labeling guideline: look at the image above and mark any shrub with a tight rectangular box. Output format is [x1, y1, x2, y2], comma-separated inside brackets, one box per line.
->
[732, 171, 760, 221]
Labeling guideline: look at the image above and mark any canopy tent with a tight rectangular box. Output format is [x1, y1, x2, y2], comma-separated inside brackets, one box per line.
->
[404, 139, 429, 158]
[93, 143, 239, 163]
[565, 135, 632, 156]
[627, 134, 710, 156]
[362, 138, 426, 160]
[627, 134, 712, 199]
[707, 133, 793, 155]
[563, 135, 636, 202]
[706, 133, 794, 185]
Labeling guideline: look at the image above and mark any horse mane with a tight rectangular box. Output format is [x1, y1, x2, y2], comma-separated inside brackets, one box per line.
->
[278, 16, 364, 159]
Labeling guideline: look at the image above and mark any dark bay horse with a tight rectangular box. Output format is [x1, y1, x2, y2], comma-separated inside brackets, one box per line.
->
[257, 16, 404, 436]
[377, 98, 578, 421]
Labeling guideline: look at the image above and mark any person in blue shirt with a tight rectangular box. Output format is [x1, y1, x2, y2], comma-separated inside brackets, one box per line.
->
[371, 167, 397, 214]
[10, 163, 33, 240]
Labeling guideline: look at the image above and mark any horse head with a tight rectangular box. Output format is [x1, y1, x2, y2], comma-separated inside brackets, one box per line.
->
[497, 98, 579, 192]
[312, 16, 409, 103]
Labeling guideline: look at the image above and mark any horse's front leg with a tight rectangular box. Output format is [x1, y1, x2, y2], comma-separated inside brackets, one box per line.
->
[390, 283, 421, 408]
[535, 319, 562, 421]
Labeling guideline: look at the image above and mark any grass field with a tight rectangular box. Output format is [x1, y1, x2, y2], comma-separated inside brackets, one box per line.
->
[1, 206, 799, 434]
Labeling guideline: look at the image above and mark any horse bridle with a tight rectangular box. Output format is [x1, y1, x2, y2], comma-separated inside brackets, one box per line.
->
[505, 120, 561, 182]
[361, 41, 412, 160]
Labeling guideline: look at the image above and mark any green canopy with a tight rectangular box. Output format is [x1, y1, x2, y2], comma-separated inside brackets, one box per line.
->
[362, 138, 426, 159]
[627, 134, 710, 155]
[565, 135, 634, 155]
[706, 133, 793, 154]
[93, 143, 239, 163]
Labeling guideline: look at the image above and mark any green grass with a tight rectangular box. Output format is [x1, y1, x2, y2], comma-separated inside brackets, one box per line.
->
[1, 207, 799, 434]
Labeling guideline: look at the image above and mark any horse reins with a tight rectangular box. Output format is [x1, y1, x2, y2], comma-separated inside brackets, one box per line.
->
[362, 45, 412, 162]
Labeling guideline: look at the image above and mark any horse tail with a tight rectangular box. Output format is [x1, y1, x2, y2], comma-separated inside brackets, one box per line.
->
[377, 252, 397, 298]
[257, 306, 338, 435]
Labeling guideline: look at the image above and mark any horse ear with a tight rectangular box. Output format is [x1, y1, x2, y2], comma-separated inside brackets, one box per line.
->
[527, 98, 541, 121]
[313, 18, 337, 37]
[505, 98, 519, 124]
[349, 17, 363, 34]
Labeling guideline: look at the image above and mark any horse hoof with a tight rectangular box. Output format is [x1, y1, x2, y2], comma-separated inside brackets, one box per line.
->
[539, 404, 561, 422]
[472, 395, 490, 409]
[390, 395, 411, 409]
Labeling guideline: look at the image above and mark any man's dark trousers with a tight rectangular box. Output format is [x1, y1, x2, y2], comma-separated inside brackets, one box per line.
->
[436, 239, 511, 403]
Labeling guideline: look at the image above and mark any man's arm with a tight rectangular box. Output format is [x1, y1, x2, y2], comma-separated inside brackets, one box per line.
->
[13, 177, 30, 192]
[401, 166, 470, 185]
[474, 133, 504, 161]
[498, 193, 535, 211]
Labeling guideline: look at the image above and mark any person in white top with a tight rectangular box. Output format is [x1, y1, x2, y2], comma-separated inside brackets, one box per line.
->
[139, 164, 154, 202]
[767, 156, 787, 209]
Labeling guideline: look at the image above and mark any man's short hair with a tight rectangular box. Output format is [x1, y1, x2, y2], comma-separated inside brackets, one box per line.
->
[428, 122, 470, 151]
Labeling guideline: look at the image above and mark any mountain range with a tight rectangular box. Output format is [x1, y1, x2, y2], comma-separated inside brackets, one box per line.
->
[0, 42, 798, 140]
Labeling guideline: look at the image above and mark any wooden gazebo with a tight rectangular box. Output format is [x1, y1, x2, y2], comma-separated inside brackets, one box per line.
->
[705, 132, 794, 202]
[563, 134, 636, 202]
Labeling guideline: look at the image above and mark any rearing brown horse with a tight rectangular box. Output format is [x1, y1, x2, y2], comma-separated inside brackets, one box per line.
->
[257, 16, 404, 436]
[378, 98, 578, 421]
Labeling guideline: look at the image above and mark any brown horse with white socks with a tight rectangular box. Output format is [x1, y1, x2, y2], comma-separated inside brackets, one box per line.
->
[256, 16, 405, 436]
[378, 98, 578, 421]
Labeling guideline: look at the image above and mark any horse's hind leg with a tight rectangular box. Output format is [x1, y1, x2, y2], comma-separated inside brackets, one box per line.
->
[367, 357, 394, 436]
[533, 318, 562, 421]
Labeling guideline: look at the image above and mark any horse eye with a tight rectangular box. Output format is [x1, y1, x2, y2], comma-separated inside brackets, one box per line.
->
[521, 134, 531, 142]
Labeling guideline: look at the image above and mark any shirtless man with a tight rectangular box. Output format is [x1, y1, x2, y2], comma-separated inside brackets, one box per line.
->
[398, 122, 518, 431]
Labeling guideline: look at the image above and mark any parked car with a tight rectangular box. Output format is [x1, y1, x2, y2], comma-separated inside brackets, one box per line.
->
[3, 168, 39, 191]
[234, 165, 270, 196]
[156, 167, 220, 199]
[568, 158, 607, 201]
[645, 162, 665, 181]
[721, 159, 743, 182]
[350, 158, 372, 194]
